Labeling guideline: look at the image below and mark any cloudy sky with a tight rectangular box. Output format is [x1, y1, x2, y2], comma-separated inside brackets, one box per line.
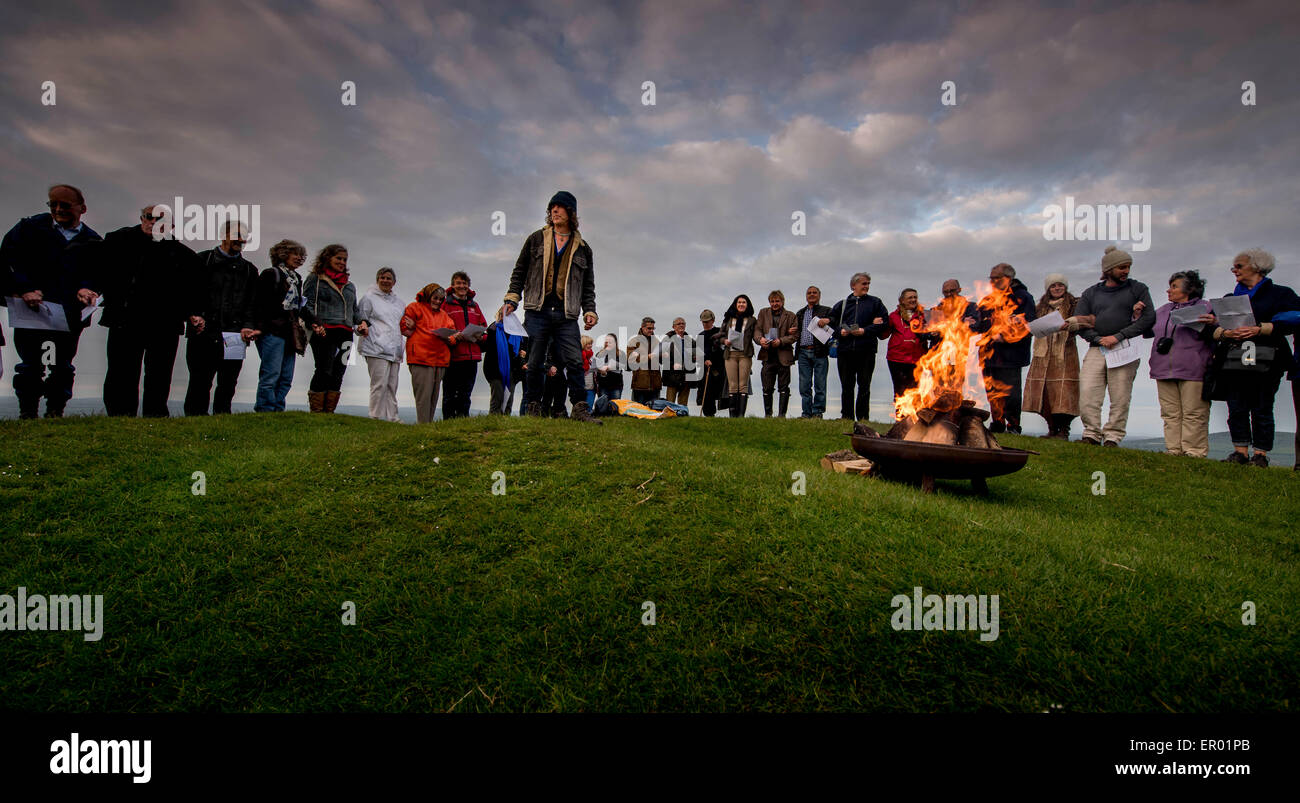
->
[2, 0, 1298, 435]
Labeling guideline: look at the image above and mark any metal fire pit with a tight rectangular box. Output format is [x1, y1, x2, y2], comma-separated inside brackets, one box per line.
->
[850, 433, 1036, 494]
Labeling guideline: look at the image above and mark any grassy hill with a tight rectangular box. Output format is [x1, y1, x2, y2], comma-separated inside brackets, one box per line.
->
[0, 413, 1296, 712]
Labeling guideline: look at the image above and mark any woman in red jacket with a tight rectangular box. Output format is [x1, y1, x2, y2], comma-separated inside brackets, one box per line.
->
[442, 270, 488, 418]
[885, 288, 929, 405]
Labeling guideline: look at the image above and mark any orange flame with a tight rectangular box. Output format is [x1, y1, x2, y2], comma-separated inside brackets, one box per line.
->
[894, 281, 1030, 421]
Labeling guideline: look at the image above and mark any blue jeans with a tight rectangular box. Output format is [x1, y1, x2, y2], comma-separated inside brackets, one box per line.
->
[523, 304, 585, 406]
[585, 389, 596, 407]
[255, 334, 295, 412]
[797, 348, 828, 416]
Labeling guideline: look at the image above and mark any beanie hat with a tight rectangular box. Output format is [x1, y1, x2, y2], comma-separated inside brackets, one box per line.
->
[1102, 245, 1132, 271]
[548, 190, 577, 214]
[1044, 273, 1068, 292]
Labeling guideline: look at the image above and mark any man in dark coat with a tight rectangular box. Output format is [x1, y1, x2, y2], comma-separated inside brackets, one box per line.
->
[974, 263, 1037, 434]
[184, 220, 259, 415]
[0, 184, 102, 418]
[830, 272, 890, 422]
[98, 204, 199, 416]
[696, 310, 725, 416]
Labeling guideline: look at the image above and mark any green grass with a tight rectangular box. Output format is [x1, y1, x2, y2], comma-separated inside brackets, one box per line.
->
[0, 412, 1296, 712]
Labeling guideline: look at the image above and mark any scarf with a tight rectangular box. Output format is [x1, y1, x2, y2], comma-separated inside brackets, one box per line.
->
[322, 264, 350, 288]
[494, 325, 522, 387]
[1233, 277, 1270, 298]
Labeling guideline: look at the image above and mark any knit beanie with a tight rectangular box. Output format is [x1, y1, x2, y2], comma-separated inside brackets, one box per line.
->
[1044, 273, 1068, 292]
[548, 190, 577, 214]
[1102, 245, 1132, 271]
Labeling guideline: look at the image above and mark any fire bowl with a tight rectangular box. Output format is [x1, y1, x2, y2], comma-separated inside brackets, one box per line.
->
[849, 433, 1036, 494]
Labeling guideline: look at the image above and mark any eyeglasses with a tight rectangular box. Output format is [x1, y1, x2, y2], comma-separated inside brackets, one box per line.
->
[47, 200, 76, 211]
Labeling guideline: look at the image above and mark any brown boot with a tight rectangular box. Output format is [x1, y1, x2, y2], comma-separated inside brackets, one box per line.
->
[570, 401, 603, 425]
[308, 391, 326, 413]
[324, 391, 341, 413]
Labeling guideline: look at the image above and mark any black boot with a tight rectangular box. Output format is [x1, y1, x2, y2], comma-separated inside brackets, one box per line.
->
[763, 393, 773, 418]
[729, 393, 741, 418]
[740, 394, 750, 416]
[778, 391, 789, 418]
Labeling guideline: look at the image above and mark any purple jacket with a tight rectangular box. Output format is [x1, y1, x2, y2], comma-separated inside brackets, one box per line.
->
[1148, 299, 1213, 381]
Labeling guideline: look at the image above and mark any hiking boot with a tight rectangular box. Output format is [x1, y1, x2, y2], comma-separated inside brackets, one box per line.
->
[1221, 451, 1248, 465]
[1248, 452, 1269, 468]
[570, 401, 602, 425]
[1103, 440, 1119, 448]
[45, 407, 65, 419]
[989, 420, 1006, 434]
[1080, 436, 1101, 445]
[526, 401, 543, 417]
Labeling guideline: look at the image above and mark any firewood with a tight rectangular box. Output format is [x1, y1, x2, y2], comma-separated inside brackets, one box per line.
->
[921, 418, 959, 445]
[853, 421, 880, 438]
[903, 421, 931, 442]
[933, 390, 962, 412]
[984, 430, 1003, 450]
[915, 408, 939, 424]
[957, 406, 991, 421]
[958, 416, 989, 449]
[832, 458, 875, 474]
[885, 419, 914, 440]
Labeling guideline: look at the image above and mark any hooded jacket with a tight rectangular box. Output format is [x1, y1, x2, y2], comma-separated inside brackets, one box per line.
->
[358, 284, 406, 362]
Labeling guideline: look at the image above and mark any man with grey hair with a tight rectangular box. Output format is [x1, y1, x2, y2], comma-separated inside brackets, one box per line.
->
[795, 286, 833, 418]
[830, 272, 889, 422]
[1074, 245, 1156, 446]
[184, 220, 260, 415]
[660, 316, 697, 407]
[1, 184, 102, 418]
[98, 204, 199, 416]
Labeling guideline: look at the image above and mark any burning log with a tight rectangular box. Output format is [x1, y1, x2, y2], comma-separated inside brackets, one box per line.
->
[903, 421, 930, 442]
[885, 419, 912, 439]
[921, 418, 959, 446]
[958, 416, 992, 449]
[932, 390, 962, 412]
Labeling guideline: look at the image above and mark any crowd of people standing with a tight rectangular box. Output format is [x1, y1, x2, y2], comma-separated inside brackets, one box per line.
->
[4, 184, 1299, 467]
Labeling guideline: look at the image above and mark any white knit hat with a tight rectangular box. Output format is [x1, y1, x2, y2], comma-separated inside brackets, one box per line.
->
[1102, 245, 1133, 271]
[1044, 273, 1068, 292]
